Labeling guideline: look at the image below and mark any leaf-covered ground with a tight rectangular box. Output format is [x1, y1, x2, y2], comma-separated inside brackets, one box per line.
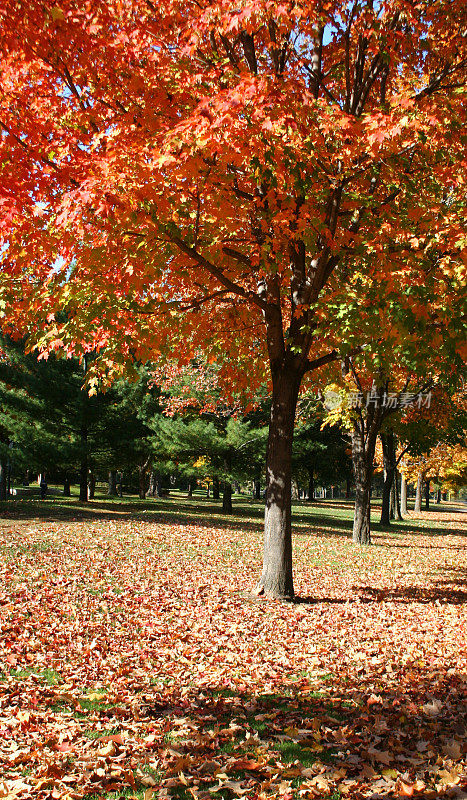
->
[0, 494, 466, 800]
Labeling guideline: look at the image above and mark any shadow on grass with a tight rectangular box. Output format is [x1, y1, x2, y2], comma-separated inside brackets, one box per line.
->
[0, 494, 464, 541]
[77, 670, 466, 799]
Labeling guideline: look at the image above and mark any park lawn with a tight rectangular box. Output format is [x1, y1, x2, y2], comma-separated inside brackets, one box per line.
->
[0, 496, 465, 800]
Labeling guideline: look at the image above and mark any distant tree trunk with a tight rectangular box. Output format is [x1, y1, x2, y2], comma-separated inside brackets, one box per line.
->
[213, 477, 220, 499]
[345, 476, 351, 499]
[0, 461, 7, 502]
[414, 473, 423, 512]
[108, 470, 117, 496]
[206, 482, 210, 498]
[79, 355, 89, 502]
[351, 395, 384, 545]
[186, 482, 192, 497]
[400, 474, 407, 516]
[138, 466, 147, 500]
[424, 479, 430, 510]
[88, 471, 95, 499]
[393, 470, 403, 520]
[380, 431, 395, 525]
[436, 488, 442, 503]
[442, 491, 447, 501]
[79, 456, 88, 502]
[307, 468, 314, 501]
[222, 481, 233, 514]
[63, 475, 71, 497]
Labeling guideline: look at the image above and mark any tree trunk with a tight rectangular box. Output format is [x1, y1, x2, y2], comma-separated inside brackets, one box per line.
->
[393, 469, 403, 520]
[108, 470, 117, 496]
[79, 456, 88, 502]
[63, 475, 71, 497]
[222, 481, 233, 514]
[186, 482, 192, 497]
[352, 427, 373, 544]
[79, 355, 89, 502]
[206, 482, 210, 498]
[307, 468, 314, 501]
[88, 471, 95, 499]
[400, 474, 407, 516]
[345, 476, 351, 499]
[257, 368, 301, 599]
[380, 431, 395, 525]
[146, 471, 156, 497]
[351, 398, 383, 545]
[138, 467, 147, 500]
[414, 473, 423, 512]
[0, 461, 7, 502]
[436, 488, 441, 503]
[213, 477, 220, 500]
[424, 479, 430, 511]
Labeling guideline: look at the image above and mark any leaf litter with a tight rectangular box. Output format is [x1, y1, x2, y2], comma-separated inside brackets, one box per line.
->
[0, 507, 465, 800]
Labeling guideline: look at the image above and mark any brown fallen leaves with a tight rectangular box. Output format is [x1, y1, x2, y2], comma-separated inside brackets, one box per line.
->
[0, 501, 466, 800]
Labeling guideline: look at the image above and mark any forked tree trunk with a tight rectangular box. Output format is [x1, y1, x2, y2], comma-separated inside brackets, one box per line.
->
[400, 474, 407, 516]
[257, 368, 301, 600]
[414, 473, 423, 512]
[222, 481, 232, 514]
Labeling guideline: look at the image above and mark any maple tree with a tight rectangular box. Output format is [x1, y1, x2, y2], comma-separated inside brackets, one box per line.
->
[1, 0, 466, 597]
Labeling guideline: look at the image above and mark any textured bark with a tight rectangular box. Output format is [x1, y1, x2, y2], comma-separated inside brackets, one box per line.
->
[146, 470, 156, 497]
[352, 428, 372, 544]
[380, 431, 395, 525]
[258, 368, 300, 599]
[400, 474, 407, 516]
[222, 481, 233, 514]
[351, 394, 383, 545]
[414, 473, 423, 512]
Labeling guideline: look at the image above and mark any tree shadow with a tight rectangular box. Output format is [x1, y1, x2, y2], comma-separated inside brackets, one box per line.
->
[357, 584, 467, 605]
[65, 670, 466, 799]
